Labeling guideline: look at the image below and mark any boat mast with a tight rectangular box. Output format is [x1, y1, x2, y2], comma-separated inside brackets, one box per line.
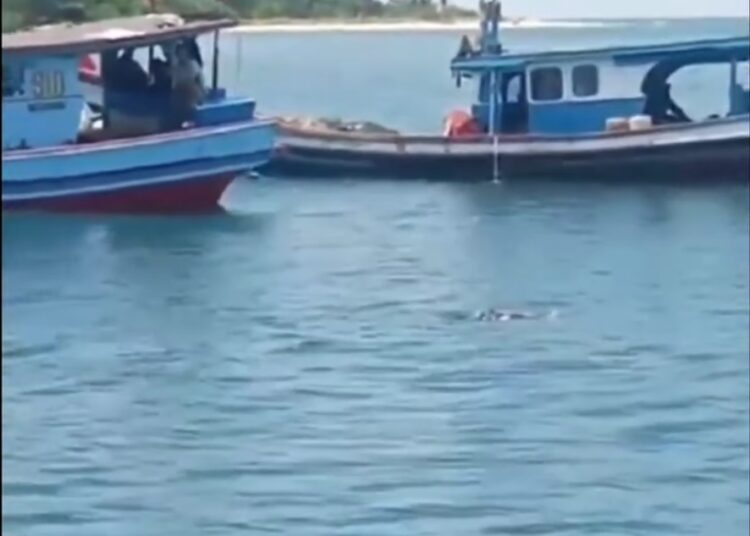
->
[729, 56, 738, 113]
[489, 69, 500, 182]
[479, 1, 502, 180]
[478, 3, 502, 130]
[212, 30, 220, 91]
[479, 0, 502, 54]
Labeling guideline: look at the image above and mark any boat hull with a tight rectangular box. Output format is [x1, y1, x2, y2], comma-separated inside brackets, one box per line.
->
[3, 120, 276, 214]
[265, 116, 750, 182]
[3, 173, 235, 214]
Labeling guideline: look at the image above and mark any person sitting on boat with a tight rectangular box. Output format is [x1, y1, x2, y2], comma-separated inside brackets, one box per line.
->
[444, 110, 482, 137]
[167, 42, 206, 128]
[184, 38, 205, 70]
[113, 48, 149, 92]
[174, 41, 205, 96]
[456, 35, 475, 59]
[148, 57, 171, 94]
[644, 81, 690, 125]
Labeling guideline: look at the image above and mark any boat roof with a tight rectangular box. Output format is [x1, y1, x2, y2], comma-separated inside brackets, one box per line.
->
[452, 35, 750, 73]
[2, 14, 235, 57]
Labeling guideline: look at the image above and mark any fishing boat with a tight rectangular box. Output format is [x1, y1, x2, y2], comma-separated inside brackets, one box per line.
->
[266, 1, 750, 181]
[2, 14, 276, 213]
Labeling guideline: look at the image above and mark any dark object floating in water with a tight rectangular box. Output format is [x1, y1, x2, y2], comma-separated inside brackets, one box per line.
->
[475, 309, 559, 322]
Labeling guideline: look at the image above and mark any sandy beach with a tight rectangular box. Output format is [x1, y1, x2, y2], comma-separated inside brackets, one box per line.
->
[230, 18, 621, 34]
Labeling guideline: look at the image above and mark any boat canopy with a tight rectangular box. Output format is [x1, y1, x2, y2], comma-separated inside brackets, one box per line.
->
[452, 36, 750, 76]
[2, 14, 235, 58]
[2, 14, 251, 151]
[448, 1, 750, 136]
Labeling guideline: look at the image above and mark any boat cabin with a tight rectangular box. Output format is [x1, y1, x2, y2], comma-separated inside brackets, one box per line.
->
[2, 15, 253, 151]
[451, 1, 750, 136]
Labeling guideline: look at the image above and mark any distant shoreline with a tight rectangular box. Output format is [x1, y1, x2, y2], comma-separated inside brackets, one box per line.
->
[230, 16, 748, 34]
[231, 18, 625, 34]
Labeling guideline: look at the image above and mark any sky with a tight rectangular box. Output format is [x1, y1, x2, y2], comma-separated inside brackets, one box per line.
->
[452, 0, 750, 18]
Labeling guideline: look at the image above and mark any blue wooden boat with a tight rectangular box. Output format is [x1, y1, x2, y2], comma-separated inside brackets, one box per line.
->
[268, 1, 749, 181]
[2, 15, 276, 213]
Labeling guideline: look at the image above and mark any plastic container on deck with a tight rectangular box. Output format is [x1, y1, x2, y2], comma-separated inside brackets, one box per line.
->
[628, 115, 653, 131]
[606, 117, 630, 133]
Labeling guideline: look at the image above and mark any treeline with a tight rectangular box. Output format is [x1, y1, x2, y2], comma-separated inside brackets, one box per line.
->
[3, 0, 475, 32]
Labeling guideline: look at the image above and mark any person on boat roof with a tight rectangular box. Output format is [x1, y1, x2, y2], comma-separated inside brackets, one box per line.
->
[644, 81, 690, 125]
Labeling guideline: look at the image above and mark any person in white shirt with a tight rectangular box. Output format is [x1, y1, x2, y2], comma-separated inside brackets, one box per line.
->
[167, 41, 205, 127]
[172, 43, 205, 96]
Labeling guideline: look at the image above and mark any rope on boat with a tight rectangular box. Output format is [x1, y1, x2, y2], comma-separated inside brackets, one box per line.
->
[235, 33, 242, 87]
[492, 133, 500, 183]
[489, 70, 501, 183]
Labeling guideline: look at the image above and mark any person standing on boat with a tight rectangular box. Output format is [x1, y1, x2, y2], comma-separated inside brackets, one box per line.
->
[168, 41, 206, 128]
[149, 57, 171, 94]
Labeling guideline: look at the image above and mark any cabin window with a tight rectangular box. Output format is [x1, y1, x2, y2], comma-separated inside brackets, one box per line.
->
[572, 64, 599, 97]
[530, 67, 563, 102]
[3, 64, 25, 98]
[503, 74, 523, 103]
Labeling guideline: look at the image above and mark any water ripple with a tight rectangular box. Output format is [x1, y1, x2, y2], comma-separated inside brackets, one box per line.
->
[3, 58, 749, 536]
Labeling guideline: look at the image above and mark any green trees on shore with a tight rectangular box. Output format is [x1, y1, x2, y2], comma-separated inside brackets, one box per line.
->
[3, 0, 475, 32]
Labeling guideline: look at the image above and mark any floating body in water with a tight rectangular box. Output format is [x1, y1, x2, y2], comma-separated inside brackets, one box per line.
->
[475, 308, 559, 322]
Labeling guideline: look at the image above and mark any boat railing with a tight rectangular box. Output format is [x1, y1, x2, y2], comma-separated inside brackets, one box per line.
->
[278, 114, 749, 145]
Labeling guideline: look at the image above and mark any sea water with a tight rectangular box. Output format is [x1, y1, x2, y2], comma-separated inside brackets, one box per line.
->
[3, 19, 749, 536]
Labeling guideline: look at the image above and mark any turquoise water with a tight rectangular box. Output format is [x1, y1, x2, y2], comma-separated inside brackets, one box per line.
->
[3, 20, 750, 536]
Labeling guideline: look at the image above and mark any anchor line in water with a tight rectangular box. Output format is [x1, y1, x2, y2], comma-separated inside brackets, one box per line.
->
[492, 134, 501, 182]
[488, 69, 502, 182]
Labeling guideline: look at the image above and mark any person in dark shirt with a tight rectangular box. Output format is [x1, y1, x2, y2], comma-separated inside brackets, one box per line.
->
[149, 58, 171, 94]
[457, 35, 475, 58]
[114, 48, 149, 91]
[644, 82, 690, 125]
